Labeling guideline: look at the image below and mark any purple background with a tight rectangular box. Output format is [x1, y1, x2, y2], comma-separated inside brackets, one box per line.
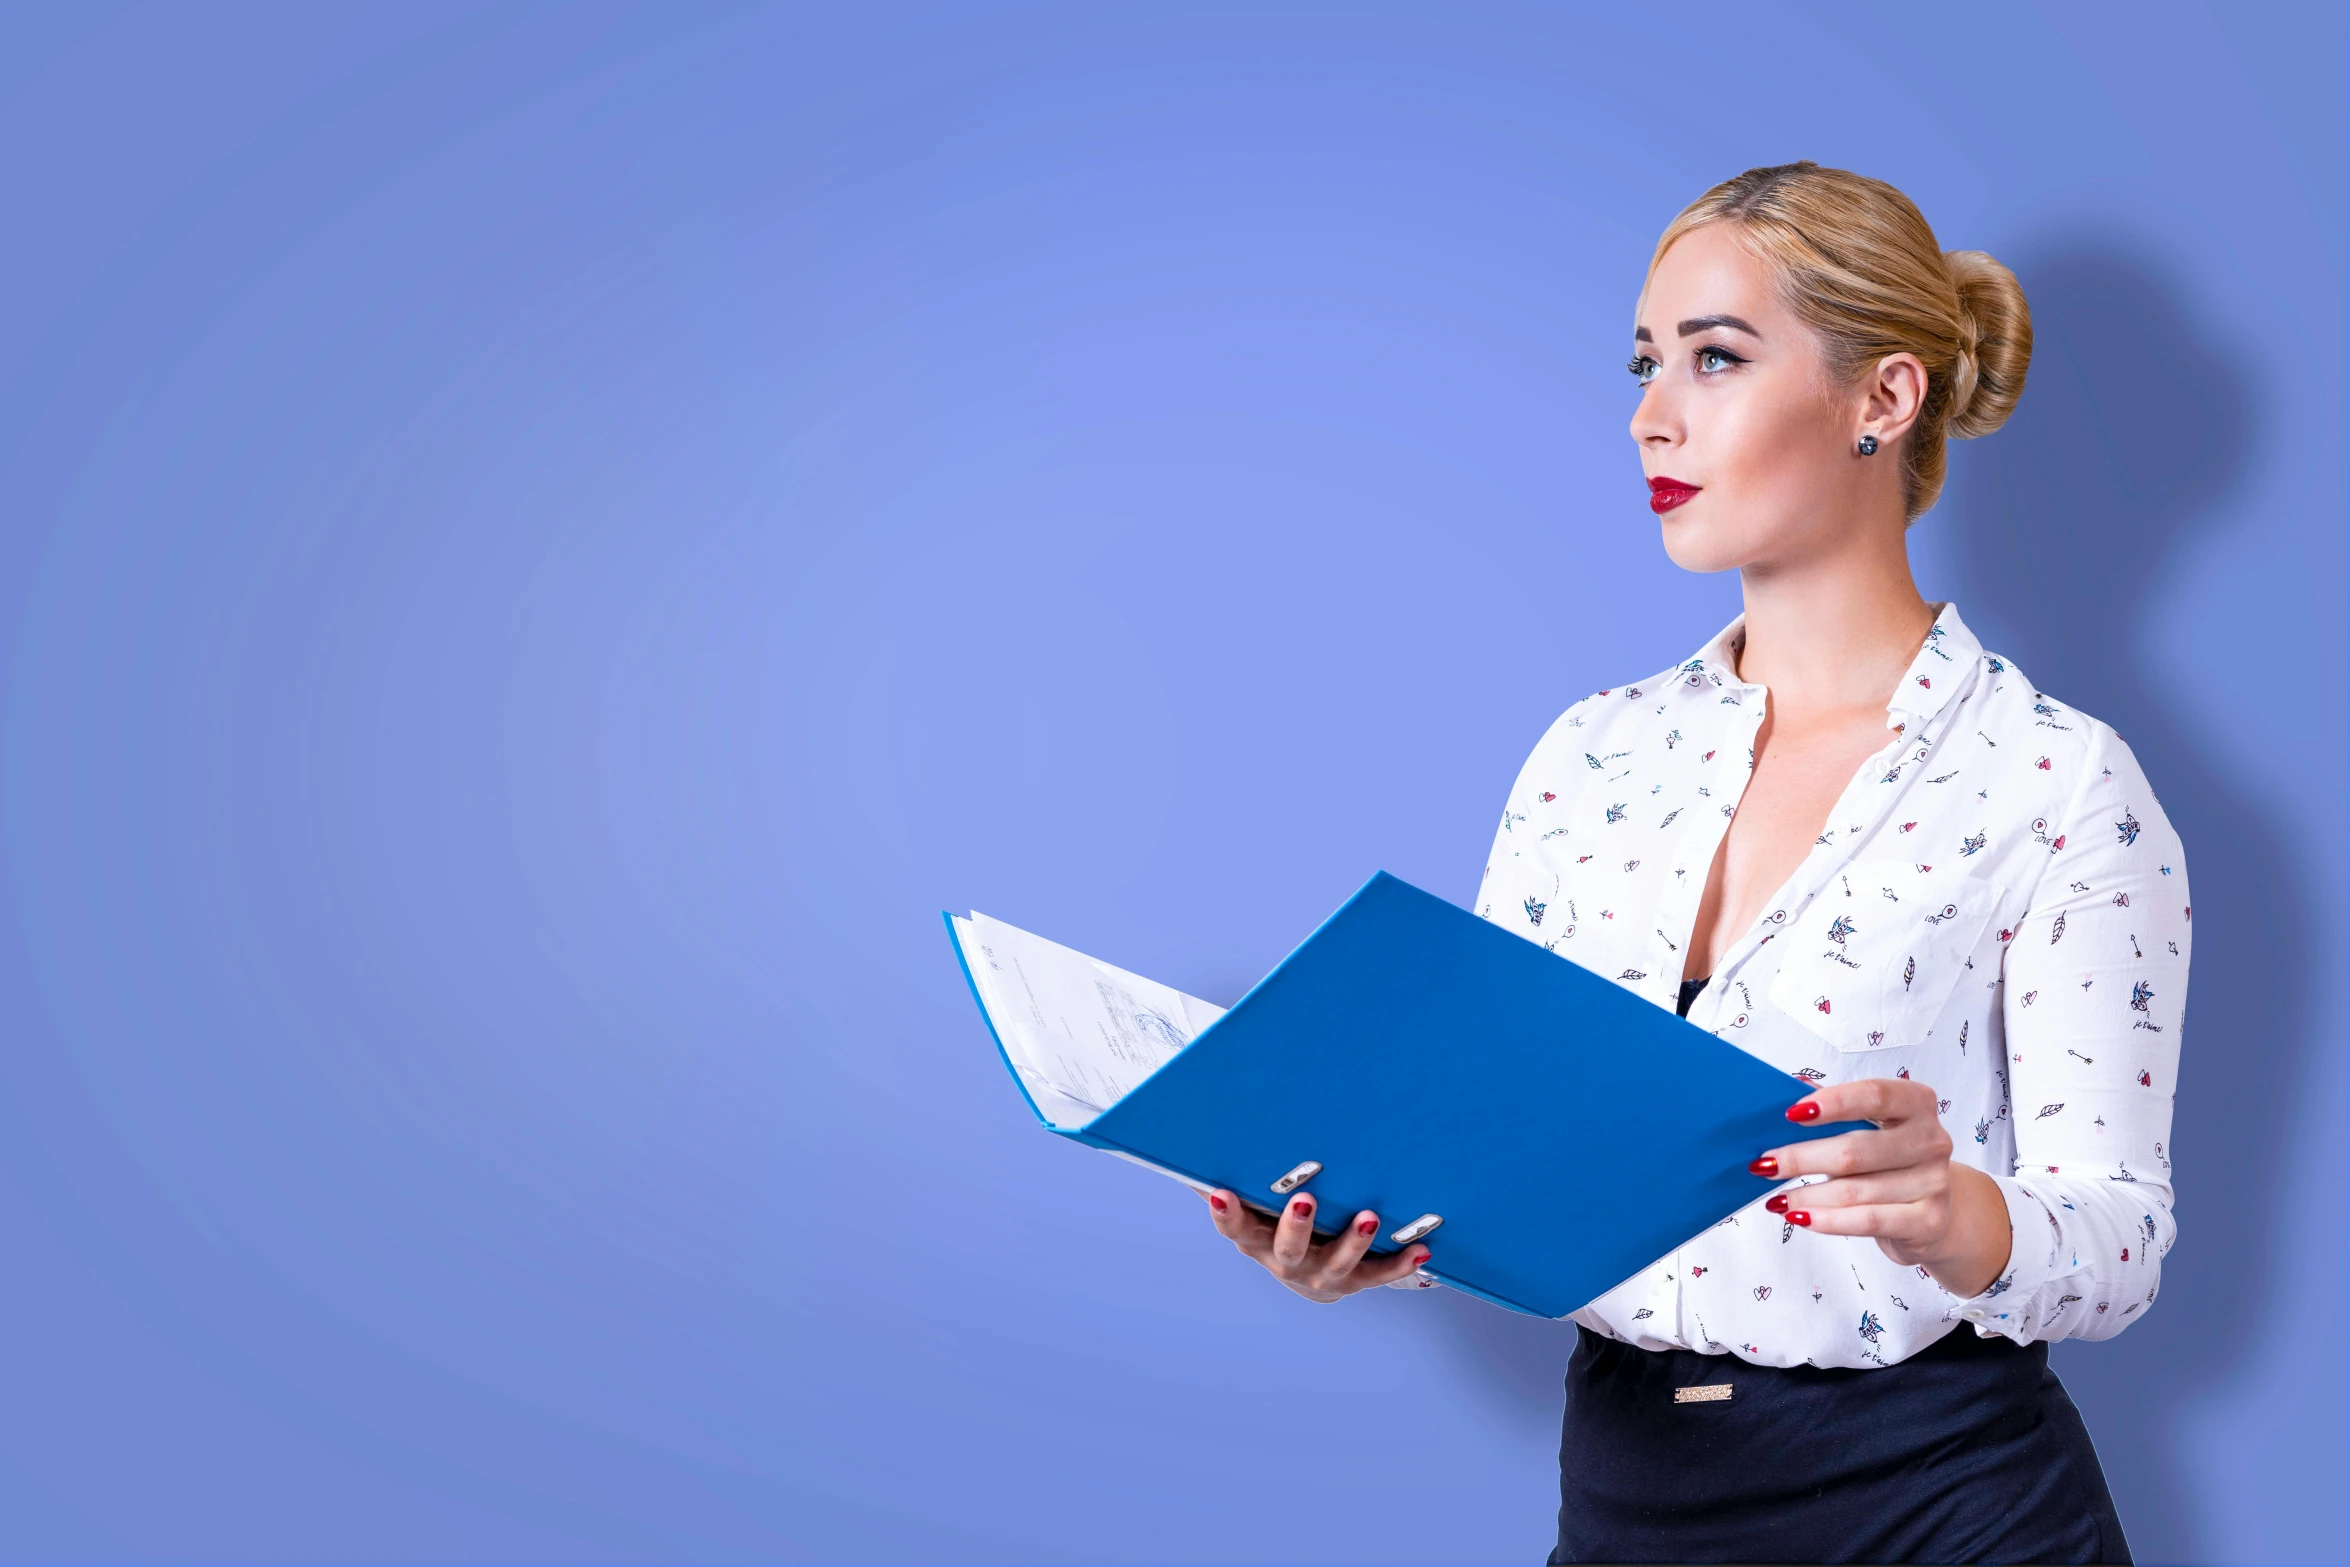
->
[0, 4, 2340, 1561]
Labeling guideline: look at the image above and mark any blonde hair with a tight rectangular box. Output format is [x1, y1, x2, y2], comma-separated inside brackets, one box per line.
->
[1648, 161, 2032, 521]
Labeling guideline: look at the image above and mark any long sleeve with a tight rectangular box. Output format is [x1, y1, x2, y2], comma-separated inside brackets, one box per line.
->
[1960, 719, 2191, 1342]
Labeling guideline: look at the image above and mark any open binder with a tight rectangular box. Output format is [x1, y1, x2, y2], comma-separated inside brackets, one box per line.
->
[944, 871, 1836, 1319]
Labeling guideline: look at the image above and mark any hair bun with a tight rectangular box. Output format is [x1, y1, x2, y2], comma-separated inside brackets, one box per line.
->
[1943, 250, 2031, 439]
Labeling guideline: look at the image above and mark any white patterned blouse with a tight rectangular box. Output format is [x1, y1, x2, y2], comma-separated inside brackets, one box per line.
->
[1475, 601, 2191, 1370]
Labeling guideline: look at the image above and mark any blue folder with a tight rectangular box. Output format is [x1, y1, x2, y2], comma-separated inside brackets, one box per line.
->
[944, 870, 1838, 1319]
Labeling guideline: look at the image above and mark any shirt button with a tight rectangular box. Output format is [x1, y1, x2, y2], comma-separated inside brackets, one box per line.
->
[1962, 1308, 1986, 1322]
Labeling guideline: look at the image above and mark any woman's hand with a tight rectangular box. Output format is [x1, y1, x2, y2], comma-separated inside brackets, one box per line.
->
[1751, 1077, 2013, 1299]
[1202, 1189, 1433, 1303]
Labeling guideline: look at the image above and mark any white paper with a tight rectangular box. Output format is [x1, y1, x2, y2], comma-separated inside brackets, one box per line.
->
[956, 911, 1226, 1120]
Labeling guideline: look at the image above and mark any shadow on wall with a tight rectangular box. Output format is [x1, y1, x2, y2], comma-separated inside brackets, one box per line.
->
[1406, 240, 2273, 1565]
[1941, 239, 2269, 1567]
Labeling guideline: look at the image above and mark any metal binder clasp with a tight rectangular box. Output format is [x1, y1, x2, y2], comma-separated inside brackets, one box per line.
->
[1269, 1161, 1322, 1196]
[1390, 1213, 1443, 1245]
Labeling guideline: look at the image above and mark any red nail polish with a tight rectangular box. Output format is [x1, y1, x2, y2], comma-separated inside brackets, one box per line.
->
[1787, 1210, 1812, 1227]
[1748, 1156, 1778, 1177]
[1411, 1250, 1430, 1266]
[1765, 1194, 1789, 1214]
[1292, 1197, 1313, 1215]
[1786, 1101, 1822, 1123]
[1356, 1217, 1378, 1237]
[1209, 1194, 1228, 1214]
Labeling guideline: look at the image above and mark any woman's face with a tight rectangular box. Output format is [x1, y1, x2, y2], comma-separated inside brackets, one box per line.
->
[1629, 222, 1873, 573]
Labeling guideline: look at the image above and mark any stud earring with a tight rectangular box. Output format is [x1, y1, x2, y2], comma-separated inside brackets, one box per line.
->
[1857, 433, 1880, 456]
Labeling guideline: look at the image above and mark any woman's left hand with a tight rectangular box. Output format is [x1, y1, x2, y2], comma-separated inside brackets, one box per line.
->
[1751, 1076, 2013, 1299]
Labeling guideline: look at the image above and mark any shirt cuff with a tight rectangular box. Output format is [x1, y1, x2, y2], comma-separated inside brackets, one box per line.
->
[1947, 1174, 2064, 1340]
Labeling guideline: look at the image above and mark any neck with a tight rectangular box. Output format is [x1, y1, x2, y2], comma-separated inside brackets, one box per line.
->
[1731, 526, 1936, 716]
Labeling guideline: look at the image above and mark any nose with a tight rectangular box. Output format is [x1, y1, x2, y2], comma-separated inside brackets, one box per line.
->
[1629, 379, 1681, 456]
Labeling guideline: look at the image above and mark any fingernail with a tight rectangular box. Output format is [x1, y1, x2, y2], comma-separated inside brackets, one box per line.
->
[1292, 1196, 1313, 1216]
[1786, 1101, 1822, 1123]
[1765, 1194, 1789, 1214]
[1748, 1156, 1779, 1177]
[1412, 1250, 1430, 1266]
[1356, 1217, 1378, 1237]
[1787, 1210, 1812, 1227]
[1209, 1194, 1228, 1214]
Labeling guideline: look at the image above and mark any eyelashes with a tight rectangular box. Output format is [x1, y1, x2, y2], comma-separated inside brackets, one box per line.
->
[1626, 345, 1749, 384]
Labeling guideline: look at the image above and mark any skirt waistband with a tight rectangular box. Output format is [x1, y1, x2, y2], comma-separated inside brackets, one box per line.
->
[1550, 1324, 2130, 1565]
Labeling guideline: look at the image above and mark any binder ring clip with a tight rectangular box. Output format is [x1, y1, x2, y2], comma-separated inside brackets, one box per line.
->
[1390, 1213, 1443, 1245]
[1269, 1161, 1322, 1196]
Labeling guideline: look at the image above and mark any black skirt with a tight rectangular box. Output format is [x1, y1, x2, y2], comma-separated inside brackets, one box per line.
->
[1550, 1324, 2130, 1565]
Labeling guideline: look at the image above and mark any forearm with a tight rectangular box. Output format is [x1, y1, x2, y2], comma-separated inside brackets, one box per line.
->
[1974, 1170, 2175, 1342]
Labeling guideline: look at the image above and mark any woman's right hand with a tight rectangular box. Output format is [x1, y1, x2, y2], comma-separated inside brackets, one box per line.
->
[1203, 1188, 1433, 1303]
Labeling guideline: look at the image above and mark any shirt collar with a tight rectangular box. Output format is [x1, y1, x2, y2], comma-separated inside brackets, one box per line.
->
[1681, 600, 1981, 728]
[1886, 601, 1980, 727]
[1686, 614, 1757, 692]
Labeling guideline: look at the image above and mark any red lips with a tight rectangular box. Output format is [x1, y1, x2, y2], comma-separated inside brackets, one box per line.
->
[1647, 476, 1701, 514]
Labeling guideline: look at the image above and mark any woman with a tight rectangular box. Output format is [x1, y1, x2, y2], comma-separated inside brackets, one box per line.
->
[1200, 162, 2186, 1565]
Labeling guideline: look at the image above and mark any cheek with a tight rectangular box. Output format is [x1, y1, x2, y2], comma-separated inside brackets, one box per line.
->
[1714, 383, 1838, 497]
[1659, 380, 1845, 570]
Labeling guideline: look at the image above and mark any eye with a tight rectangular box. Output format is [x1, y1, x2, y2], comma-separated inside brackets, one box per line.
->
[1695, 345, 1747, 374]
[1626, 354, 1659, 384]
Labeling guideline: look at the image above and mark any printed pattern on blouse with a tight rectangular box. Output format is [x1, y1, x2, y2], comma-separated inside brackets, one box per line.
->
[1476, 602, 2190, 1371]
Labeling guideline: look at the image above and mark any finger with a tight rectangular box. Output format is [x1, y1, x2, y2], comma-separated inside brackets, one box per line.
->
[1355, 1243, 1434, 1289]
[1309, 1210, 1381, 1286]
[1202, 1187, 1248, 1237]
[1782, 1200, 1942, 1247]
[1766, 1125, 1909, 1181]
[1787, 1076, 1933, 1130]
[1269, 1192, 1318, 1269]
[1769, 1168, 1942, 1213]
[1768, 1092, 1953, 1175]
[1205, 1189, 1277, 1257]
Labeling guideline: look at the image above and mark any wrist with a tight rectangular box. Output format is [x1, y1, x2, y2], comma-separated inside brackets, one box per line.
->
[1919, 1163, 2013, 1299]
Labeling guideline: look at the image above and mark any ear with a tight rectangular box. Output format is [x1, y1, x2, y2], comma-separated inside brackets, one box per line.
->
[1859, 352, 1929, 448]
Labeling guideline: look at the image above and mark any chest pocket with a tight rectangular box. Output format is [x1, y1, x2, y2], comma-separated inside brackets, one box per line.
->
[1765, 858, 2011, 1051]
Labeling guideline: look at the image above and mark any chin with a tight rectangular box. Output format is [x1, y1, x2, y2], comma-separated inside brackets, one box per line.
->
[1657, 510, 1749, 575]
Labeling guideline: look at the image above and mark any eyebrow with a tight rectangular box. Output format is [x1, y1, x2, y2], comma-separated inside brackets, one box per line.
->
[1676, 314, 1760, 338]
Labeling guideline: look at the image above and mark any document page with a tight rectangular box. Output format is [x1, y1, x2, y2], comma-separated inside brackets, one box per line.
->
[958, 912, 1225, 1117]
